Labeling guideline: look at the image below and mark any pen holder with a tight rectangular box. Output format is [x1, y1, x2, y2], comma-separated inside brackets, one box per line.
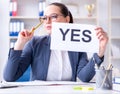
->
[95, 69, 112, 90]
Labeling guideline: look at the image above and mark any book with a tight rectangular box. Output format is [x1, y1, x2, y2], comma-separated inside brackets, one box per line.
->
[114, 77, 120, 84]
[113, 83, 120, 91]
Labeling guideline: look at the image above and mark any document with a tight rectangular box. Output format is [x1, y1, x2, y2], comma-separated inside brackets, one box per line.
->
[0, 81, 91, 88]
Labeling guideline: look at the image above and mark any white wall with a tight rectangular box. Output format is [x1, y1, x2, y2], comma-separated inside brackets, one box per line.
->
[98, 0, 109, 67]
[0, 0, 10, 81]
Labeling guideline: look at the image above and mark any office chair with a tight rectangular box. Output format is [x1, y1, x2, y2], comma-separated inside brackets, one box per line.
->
[16, 66, 31, 82]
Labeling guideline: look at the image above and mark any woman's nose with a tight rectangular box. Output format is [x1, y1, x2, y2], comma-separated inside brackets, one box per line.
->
[46, 17, 52, 23]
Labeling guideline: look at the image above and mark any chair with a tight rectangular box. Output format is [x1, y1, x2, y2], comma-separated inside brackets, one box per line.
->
[16, 66, 31, 82]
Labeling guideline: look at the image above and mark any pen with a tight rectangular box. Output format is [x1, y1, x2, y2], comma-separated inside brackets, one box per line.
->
[0, 85, 18, 89]
[100, 63, 113, 88]
[30, 21, 43, 33]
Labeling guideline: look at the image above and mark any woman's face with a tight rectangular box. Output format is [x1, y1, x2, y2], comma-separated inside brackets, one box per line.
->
[42, 5, 70, 34]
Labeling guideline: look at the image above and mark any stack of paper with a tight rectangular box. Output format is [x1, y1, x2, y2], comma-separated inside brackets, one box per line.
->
[0, 81, 92, 88]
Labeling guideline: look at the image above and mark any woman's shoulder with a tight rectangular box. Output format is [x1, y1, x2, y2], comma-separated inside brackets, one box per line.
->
[32, 35, 49, 40]
[29, 35, 50, 45]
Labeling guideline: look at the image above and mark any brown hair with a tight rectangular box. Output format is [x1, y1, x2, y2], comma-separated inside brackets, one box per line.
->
[49, 2, 73, 23]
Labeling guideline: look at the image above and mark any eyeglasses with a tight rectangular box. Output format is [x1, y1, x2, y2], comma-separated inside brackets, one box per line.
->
[39, 13, 64, 22]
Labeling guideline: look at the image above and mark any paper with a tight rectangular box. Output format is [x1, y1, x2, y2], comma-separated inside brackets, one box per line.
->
[51, 22, 99, 53]
[0, 81, 89, 88]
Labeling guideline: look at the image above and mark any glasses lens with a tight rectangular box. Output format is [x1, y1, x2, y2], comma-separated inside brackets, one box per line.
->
[50, 15, 58, 20]
[39, 17, 42, 22]
[39, 16, 47, 21]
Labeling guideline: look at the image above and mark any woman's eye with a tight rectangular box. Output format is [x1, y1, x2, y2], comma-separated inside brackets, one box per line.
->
[43, 17, 47, 20]
[51, 15, 57, 19]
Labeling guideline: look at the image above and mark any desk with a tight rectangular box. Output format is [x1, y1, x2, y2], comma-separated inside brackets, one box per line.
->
[0, 81, 119, 94]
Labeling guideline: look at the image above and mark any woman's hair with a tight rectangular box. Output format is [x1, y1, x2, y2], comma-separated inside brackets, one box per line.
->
[49, 2, 73, 23]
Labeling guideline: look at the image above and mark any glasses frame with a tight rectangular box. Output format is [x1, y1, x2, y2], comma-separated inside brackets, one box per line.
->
[39, 13, 64, 22]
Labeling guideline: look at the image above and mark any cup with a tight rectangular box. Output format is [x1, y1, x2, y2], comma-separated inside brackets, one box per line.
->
[95, 69, 112, 90]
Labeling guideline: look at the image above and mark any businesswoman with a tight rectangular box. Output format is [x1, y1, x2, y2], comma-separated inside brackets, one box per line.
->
[4, 2, 108, 82]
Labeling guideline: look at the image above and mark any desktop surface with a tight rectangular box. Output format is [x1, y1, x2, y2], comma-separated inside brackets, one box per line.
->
[0, 81, 119, 94]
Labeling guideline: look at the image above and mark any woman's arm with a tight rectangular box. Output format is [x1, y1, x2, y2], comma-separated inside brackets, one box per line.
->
[3, 41, 33, 82]
[77, 53, 104, 82]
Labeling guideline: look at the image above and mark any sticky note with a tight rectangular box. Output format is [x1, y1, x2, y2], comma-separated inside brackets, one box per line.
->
[73, 86, 94, 91]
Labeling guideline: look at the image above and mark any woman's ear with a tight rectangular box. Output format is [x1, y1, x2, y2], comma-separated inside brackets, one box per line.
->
[66, 16, 70, 23]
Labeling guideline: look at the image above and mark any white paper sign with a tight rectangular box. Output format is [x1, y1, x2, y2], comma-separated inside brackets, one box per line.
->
[50, 22, 99, 53]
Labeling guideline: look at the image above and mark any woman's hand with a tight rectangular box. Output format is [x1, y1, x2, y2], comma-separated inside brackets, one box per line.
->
[95, 27, 109, 58]
[14, 28, 34, 50]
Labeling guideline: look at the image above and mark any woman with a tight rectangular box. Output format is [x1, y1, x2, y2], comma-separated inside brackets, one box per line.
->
[4, 2, 108, 82]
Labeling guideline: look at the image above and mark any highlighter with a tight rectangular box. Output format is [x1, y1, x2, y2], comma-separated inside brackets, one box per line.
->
[73, 86, 94, 91]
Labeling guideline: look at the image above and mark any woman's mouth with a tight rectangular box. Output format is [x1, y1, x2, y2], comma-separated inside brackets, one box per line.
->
[46, 25, 51, 30]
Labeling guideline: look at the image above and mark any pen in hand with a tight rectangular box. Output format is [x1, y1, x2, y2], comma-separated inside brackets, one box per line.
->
[30, 18, 43, 34]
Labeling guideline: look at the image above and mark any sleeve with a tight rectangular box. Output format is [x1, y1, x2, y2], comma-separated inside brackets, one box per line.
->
[77, 53, 104, 82]
[3, 41, 33, 82]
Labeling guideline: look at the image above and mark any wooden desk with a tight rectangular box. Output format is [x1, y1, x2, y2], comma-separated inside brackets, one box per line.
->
[0, 81, 119, 94]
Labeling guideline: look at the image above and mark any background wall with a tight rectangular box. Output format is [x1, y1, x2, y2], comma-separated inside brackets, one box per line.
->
[98, 0, 109, 67]
[0, 0, 109, 81]
[0, 0, 10, 81]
